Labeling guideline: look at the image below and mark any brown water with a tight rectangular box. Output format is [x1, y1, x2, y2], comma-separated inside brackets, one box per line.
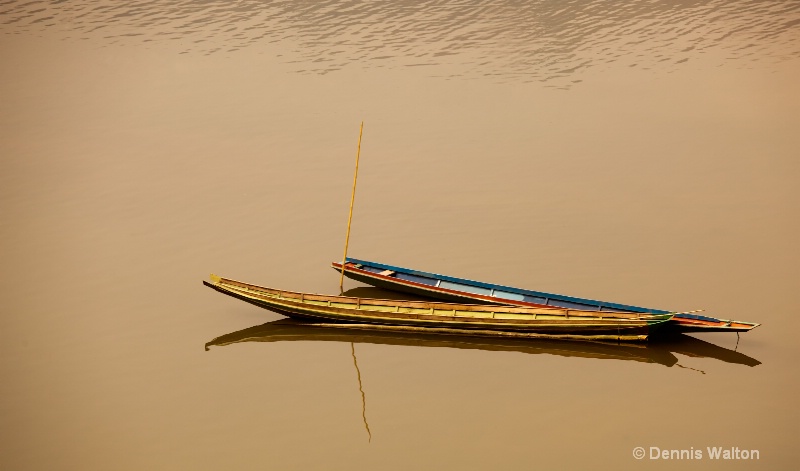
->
[2, 1, 799, 469]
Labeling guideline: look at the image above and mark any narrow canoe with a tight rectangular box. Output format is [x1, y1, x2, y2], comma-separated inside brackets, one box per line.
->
[203, 274, 674, 341]
[331, 258, 760, 333]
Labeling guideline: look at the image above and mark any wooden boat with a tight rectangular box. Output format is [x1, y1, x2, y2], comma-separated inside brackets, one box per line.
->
[203, 275, 674, 341]
[331, 258, 760, 333]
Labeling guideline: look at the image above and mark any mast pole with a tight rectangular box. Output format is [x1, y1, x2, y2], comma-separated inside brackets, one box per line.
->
[339, 121, 364, 291]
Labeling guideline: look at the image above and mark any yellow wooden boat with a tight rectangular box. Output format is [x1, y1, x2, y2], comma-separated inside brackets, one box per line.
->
[203, 275, 674, 341]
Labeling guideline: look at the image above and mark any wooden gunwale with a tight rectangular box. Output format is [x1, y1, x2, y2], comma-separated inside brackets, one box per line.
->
[216, 276, 659, 320]
[205, 275, 671, 335]
[332, 260, 653, 312]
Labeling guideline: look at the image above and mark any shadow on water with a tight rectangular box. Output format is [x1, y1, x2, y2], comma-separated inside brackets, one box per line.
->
[2, 0, 798, 86]
[341, 286, 434, 302]
[205, 318, 761, 368]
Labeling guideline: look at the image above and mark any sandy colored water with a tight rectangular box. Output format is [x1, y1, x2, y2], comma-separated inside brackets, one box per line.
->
[1, 1, 799, 469]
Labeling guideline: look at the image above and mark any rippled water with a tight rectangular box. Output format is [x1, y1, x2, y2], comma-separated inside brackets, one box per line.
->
[1, 1, 798, 470]
[3, 0, 800, 86]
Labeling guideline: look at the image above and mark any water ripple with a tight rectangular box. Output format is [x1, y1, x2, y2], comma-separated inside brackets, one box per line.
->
[1, 0, 798, 86]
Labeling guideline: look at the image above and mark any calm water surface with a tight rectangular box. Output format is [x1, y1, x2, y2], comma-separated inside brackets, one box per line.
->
[1, 1, 799, 469]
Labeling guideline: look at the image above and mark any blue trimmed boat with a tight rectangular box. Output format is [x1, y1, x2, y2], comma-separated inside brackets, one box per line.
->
[331, 257, 759, 333]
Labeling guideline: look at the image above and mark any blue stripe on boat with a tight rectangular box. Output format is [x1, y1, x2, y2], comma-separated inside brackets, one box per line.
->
[346, 257, 669, 314]
[680, 313, 723, 322]
[395, 272, 438, 286]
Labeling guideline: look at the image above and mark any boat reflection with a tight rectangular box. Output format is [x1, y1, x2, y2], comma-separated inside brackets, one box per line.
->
[205, 318, 761, 369]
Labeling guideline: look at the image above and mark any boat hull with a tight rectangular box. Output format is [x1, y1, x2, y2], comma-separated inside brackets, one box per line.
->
[204, 276, 673, 341]
[331, 259, 760, 334]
